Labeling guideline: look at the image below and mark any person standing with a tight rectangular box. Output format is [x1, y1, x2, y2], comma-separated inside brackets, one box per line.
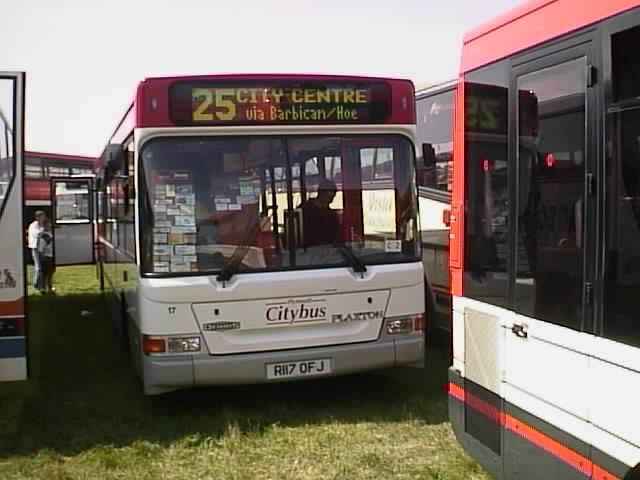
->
[27, 210, 46, 293]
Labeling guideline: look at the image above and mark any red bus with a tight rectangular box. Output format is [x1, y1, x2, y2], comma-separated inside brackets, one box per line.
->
[24, 151, 95, 265]
[24, 150, 94, 212]
[95, 74, 425, 395]
[448, 1, 640, 479]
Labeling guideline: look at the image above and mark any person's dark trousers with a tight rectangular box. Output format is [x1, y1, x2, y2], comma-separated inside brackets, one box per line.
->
[31, 248, 44, 291]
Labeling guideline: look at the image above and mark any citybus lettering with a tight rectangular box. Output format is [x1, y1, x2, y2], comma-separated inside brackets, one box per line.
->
[265, 303, 327, 323]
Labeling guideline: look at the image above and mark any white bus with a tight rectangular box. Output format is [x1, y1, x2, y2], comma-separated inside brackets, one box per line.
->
[0, 72, 26, 383]
[97, 74, 425, 395]
[416, 81, 455, 333]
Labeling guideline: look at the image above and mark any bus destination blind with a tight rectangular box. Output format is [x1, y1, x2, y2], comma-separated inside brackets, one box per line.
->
[170, 81, 391, 125]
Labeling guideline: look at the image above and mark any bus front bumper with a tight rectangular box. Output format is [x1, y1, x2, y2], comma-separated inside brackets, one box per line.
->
[141, 334, 424, 395]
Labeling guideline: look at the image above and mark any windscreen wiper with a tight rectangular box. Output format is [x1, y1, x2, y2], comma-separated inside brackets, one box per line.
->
[216, 245, 250, 284]
[337, 245, 367, 275]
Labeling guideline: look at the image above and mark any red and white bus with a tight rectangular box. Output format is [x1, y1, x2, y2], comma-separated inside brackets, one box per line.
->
[448, 1, 640, 478]
[24, 151, 95, 266]
[0, 72, 27, 383]
[96, 74, 425, 395]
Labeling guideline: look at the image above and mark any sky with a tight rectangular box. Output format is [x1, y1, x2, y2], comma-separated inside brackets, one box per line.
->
[1, 0, 521, 157]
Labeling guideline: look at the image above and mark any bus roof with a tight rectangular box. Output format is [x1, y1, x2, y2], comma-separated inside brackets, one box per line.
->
[138, 73, 413, 83]
[416, 80, 457, 99]
[462, 0, 640, 73]
[25, 151, 95, 163]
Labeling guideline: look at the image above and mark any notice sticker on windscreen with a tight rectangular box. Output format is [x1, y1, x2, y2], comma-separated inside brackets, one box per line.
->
[385, 239, 402, 253]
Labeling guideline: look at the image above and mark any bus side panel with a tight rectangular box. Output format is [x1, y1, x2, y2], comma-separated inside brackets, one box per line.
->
[0, 173, 26, 381]
[101, 238, 123, 344]
[121, 249, 141, 379]
[0, 73, 26, 382]
[450, 371, 594, 480]
[419, 195, 450, 331]
[448, 368, 504, 480]
[450, 296, 637, 479]
[589, 339, 640, 473]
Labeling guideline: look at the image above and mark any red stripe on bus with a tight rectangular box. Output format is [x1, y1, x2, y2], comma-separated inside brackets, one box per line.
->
[448, 382, 464, 401]
[449, 382, 503, 425]
[447, 382, 622, 480]
[467, 392, 503, 425]
[0, 299, 25, 316]
[504, 413, 591, 476]
[593, 464, 621, 480]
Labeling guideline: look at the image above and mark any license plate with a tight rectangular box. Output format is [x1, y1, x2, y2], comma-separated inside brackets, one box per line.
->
[266, 358, 332, 380]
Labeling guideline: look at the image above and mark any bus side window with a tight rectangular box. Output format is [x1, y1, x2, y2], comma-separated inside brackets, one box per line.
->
[603, 26, 640, 347]
[122, 139, 136, 258]
[416, 89, 454, 193]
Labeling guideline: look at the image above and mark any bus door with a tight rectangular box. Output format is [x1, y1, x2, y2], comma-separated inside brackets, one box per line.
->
[51, 177, 95, 265]
[0, 72, 26, 382]
[502, 45, 597, 478]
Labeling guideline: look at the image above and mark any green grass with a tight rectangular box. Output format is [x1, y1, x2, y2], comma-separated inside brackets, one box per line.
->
[0, 265, 489, 480]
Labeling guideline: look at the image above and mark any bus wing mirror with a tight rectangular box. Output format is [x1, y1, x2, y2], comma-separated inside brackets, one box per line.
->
[105, 144, 125, 175]
[422, 143, 436, 169]
[443, 208, 452, 227]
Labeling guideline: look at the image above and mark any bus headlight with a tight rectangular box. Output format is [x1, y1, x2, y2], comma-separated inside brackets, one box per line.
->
[167, 336, 201, 353]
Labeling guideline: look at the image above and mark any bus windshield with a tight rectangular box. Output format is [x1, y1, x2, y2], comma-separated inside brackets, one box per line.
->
[140, 134, 418, 276]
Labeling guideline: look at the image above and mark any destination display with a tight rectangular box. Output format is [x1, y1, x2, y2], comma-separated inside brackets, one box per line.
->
[465, 83, 537, 136]
[169, 81, 391, 125]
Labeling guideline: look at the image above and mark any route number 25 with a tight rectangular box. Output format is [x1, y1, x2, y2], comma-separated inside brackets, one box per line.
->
[193, 88, 236, 121]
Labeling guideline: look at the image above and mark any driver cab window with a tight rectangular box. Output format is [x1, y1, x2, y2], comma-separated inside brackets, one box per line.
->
[140, 135, 418, 275]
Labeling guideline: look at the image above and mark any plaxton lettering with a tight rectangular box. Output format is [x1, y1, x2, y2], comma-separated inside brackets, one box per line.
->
[331, 311, 384, 323]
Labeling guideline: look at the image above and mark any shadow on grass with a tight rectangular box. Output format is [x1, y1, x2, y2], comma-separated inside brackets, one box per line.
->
[0, 290, 452, 458]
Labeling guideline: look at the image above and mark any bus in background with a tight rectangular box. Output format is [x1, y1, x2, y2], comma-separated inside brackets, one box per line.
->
[448, 1, 640, 479]
[416, 81, 455, 333]
[24, 151, 94, 221]
[24, 151, 95, 266]
[96, 74, 425, 395]
[0, 72, 27, 383]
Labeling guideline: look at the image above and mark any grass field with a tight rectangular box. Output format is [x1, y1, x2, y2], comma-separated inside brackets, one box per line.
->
[0, 265, 489, 480]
